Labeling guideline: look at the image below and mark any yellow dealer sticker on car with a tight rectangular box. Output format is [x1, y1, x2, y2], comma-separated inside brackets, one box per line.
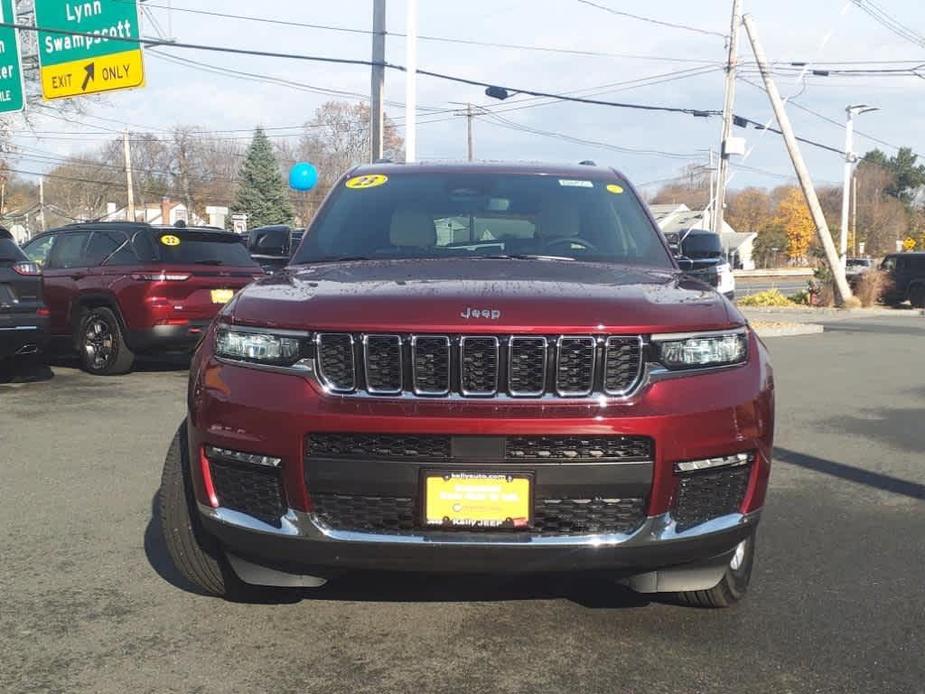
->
[345, 174, 388, 189]
[160, 234, 181, 246]
[606, 184, 624, 194]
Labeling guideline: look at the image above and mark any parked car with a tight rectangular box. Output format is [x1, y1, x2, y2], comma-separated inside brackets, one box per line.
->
[245, 225, 305, 273]
[160, 162, 775, 607]
[880, 252, 925, 308]
[0, 228, 49, 363]
[664, 229, 736, 299]
[23, 223, 264, 375]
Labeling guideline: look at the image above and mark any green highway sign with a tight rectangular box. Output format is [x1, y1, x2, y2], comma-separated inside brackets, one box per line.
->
[0, 0, 26, 113]
[35, 0, 145, 99]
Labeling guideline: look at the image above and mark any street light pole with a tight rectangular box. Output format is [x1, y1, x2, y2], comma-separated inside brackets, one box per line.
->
[840, 104, 878, 267]
[404, 0, 417, 163]
[370, 0, 386, 163]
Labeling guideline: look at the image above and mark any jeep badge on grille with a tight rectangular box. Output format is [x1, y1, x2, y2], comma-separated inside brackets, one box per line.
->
[461, 307, 501, 320]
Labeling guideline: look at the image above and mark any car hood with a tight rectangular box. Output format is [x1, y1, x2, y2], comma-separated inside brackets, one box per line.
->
[226, 258, 740, 334]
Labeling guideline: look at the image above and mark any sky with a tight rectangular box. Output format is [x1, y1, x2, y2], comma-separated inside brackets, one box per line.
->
[7, 0, 925, 196]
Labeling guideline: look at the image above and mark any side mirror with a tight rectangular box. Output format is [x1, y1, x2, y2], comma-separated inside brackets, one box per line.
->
[677, 257, 695, 272]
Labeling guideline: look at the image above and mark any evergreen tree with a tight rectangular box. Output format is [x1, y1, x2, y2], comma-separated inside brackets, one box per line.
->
[232, 127, 294, 228]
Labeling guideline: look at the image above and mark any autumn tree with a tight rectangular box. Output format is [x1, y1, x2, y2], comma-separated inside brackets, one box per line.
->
[725, 187, 775, 233]
[775, 188, 815, 264]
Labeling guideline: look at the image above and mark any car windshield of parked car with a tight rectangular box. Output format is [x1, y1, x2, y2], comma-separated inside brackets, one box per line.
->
[154, 231, 259, 267]
[292, 173, 673, 268]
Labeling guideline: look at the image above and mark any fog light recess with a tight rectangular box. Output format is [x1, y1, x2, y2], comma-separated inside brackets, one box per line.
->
[673, 452, 753, 474]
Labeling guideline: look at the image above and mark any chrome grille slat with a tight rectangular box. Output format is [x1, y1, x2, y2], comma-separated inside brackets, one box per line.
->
[316, 333, 356, 392]
[315, 332, 643, 399]
[411, 336, 451, 395]
[604, 336, 644, 395]
[459, 336, 500, 396]
[363, 335, 403, 394]
[555, 336, 596, 396]
[509, 337, 548, 397]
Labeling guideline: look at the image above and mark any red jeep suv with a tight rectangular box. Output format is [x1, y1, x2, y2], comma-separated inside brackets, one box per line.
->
[161, 163, 774, 607]
[24, 223, 263, 374]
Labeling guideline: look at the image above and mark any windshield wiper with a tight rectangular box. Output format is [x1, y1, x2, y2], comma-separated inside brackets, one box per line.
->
[301, 256, 374, 264]
[193, 259, 225, 265]
[473, 254, 575, 262]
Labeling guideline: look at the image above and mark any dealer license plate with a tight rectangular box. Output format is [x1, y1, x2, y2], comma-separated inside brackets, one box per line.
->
[424, 472, 531, 529]
[210, 289, 235, 304]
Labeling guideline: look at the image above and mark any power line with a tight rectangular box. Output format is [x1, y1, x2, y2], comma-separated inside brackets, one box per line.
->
[1, 19, 721, 119]
[849, 0, 925, 50]
[132, 0, 725, 65]
[575, 0, 728, 39]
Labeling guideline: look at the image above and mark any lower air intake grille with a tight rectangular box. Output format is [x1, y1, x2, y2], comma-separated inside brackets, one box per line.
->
[314, 494, 416, 533]
[311, 494, 646, 536]
[534, 497, 646, 535]
[307, 433, 451, 460]
[209, 460, 286, 526]
[505, 435, 652, 461]
[306, 434, 651, 462]
[673, 465, 751, 530]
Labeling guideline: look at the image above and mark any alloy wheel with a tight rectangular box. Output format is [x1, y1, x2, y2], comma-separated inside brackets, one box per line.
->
[84, 318, 114, 371]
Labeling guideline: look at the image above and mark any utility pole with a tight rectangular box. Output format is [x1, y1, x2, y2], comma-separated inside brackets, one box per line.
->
[714, 0, 742, 236]
[123, 131, 136, 222]
[466, 103, 474, 161]
[852, 175, 858, 255]
[370, 0, 386, 162]
[708, 148, 717, 228]
[38, 178, 46, 232]
[404, 0, 417, 163]
[839, 104, 878, 267]
[742, 14, 853, 305]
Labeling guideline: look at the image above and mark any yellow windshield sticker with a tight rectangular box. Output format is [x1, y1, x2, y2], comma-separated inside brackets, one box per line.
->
[160, 234, 181, 247]
[606, 184, 625, 194]
[345, 174, 388, 189]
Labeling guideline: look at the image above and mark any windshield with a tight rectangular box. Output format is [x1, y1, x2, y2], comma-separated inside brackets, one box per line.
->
[0, 238, 27, 263]
[154, 231, 258, 267]
[292, 172, 673, 268]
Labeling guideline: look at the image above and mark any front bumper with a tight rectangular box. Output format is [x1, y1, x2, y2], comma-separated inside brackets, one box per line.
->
[200, 503, 759, 576]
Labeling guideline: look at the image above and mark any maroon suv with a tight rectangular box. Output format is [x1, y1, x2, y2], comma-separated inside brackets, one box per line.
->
[160, 163, 775, 607]
[24, 223, 263, 374]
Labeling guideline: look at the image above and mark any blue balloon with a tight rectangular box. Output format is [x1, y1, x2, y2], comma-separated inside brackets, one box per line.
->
[289, 162, 318, 191]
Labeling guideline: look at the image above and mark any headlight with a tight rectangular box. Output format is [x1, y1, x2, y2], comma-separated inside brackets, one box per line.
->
[653, 329, 747, 369]
[215, 327, 310, 367]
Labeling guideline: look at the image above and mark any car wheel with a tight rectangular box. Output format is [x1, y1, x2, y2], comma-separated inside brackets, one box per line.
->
[909, 284, 925, 309]
[78, 307, 135, 375]
[673, 530, 756, 608]
[159, 421, 241, 598]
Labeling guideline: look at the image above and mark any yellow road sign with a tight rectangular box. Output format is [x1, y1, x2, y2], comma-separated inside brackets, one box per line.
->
[40, 47, 144, 100]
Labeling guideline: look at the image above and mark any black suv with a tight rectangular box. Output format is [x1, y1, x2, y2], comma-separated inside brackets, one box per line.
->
[0, 229, 48, 363]
[881, 252, 925, 308]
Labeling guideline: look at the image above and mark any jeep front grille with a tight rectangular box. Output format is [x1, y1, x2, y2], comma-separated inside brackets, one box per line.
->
[313, 333, 644, 399]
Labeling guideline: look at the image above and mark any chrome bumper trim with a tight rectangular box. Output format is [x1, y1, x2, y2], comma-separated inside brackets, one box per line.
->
[198, 503, 760, 548]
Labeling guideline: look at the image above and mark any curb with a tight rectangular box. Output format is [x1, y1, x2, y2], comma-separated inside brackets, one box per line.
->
[751, 322, 825, 338]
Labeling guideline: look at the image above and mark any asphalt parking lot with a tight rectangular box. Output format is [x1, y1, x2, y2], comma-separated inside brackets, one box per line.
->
[1, 316, 923, 694]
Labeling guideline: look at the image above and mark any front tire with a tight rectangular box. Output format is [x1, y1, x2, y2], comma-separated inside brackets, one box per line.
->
[78, 307, 135, 375]
[159, 422, 235, 597]
[673, 530, 757, 608]
[909, 284, 925, 309]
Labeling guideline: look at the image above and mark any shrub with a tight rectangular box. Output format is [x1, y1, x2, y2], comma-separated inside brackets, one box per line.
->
[737, 289, 794, 307]
[854, 269, 891, 307]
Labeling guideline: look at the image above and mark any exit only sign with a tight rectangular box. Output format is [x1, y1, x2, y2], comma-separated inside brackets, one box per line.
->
[35, 0, 145, 100]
